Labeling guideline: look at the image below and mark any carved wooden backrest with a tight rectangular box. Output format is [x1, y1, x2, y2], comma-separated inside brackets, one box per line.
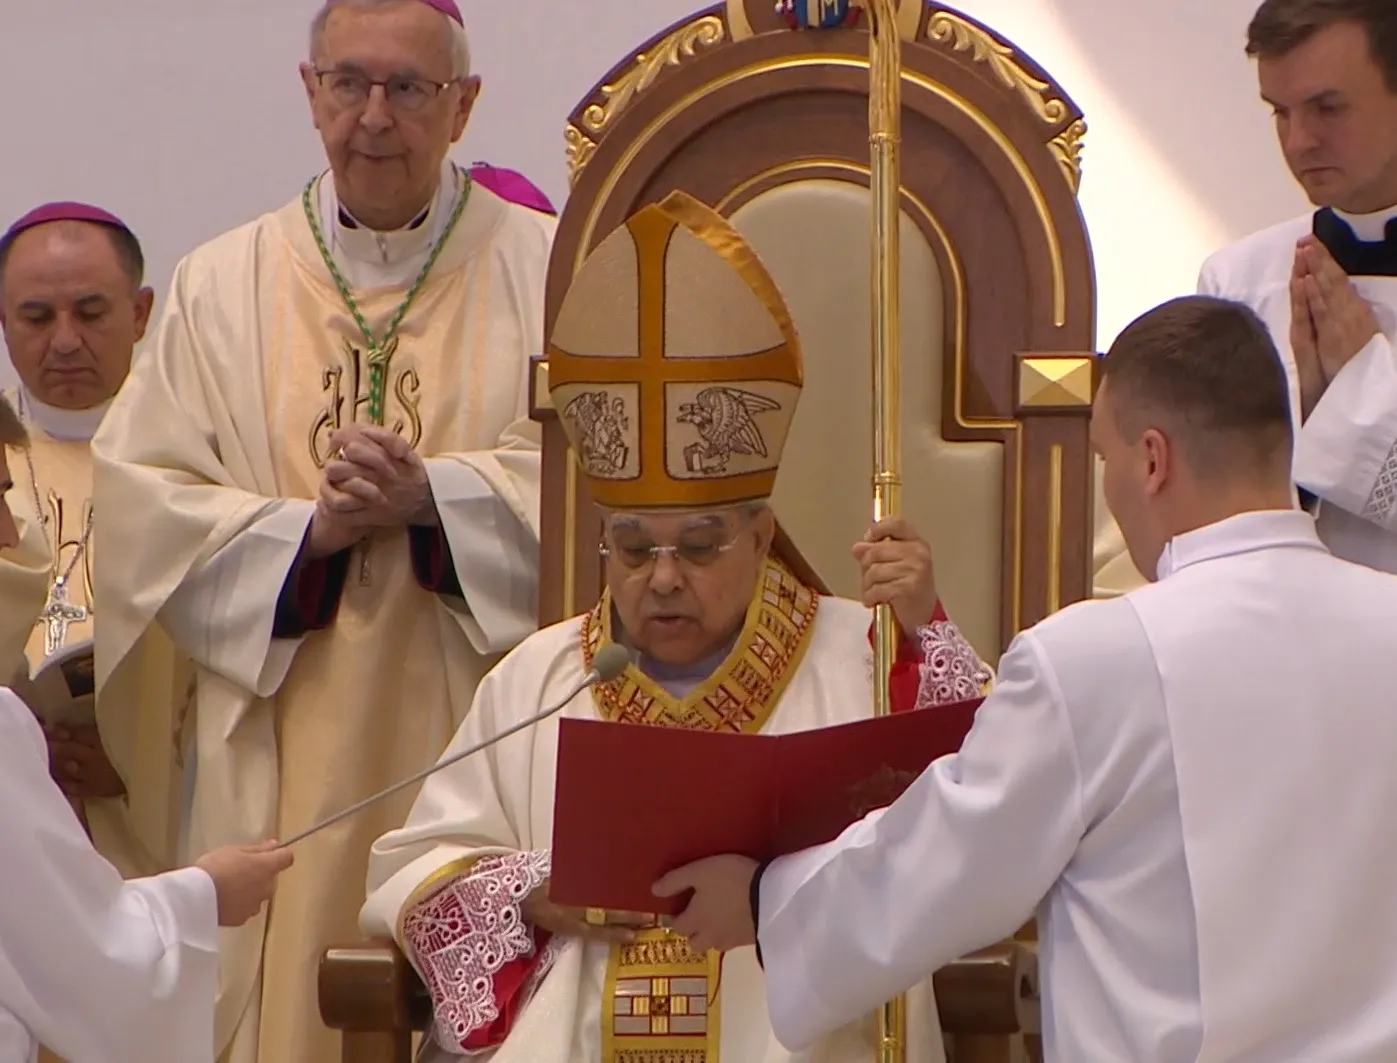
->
[530, 0, 1098, 663]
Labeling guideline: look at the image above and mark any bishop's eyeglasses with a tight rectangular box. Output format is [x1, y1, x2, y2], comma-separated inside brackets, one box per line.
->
[599, 535, 741, 571]
[314, 69, 458, 113]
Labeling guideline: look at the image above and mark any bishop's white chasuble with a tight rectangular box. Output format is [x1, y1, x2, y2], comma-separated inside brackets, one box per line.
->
[91, 166, 554, 1063]
[362, 563, 966, 1063]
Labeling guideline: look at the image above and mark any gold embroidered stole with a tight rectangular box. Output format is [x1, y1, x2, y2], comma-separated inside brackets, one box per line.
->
[581, 555, 820, 1062]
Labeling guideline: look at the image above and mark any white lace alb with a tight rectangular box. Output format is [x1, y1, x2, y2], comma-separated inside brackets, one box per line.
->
[915, 619, 992, 708]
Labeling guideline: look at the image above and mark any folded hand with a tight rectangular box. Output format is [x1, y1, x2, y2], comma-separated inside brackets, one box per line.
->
[321, 425, 430, 521]
[1298, 237, 1380, 383]
[45, 723, 125, 800]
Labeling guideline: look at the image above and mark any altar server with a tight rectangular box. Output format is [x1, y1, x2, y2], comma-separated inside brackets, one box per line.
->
[0, 393, 291, 1063]
[1201, 0, 1397, 571]
[662, 294, 1397, 1062]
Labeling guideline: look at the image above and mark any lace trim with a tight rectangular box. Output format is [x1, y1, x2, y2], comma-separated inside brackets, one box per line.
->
[401, 849, 554, 1051]
[915, 619, 992, 709]
[1361, 436, 1397, 525]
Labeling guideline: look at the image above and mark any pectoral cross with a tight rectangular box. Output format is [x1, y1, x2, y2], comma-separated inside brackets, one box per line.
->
[42, 577, 88, 657]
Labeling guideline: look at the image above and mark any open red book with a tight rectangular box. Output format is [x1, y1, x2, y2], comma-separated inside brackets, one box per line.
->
[549, 697, 983, 915]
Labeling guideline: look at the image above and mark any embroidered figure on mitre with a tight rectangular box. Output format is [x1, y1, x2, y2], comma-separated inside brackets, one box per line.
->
[676, 385, 782, 475]
[562, 390, 632, 476]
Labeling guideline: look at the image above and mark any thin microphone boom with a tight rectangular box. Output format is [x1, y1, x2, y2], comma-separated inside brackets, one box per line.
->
[283, 642, 631, 846]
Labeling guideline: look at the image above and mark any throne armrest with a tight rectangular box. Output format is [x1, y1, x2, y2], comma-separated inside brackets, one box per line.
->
[933, 941, 1040, 1035]
[319, 939, 1039, 1061]
[319, 941, 428, 1063]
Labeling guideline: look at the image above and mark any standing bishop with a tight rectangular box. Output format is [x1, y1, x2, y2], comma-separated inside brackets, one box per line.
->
[360, 191, 991, 1063]
[90, 0, 556, 1059]
[0, 201, 182, 892]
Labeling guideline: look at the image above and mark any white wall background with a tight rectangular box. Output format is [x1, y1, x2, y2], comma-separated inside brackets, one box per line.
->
[0, 0, 1307, 385]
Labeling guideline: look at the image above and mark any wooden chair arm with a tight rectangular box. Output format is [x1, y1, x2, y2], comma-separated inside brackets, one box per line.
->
[934, 942, 1040, 1035]
[320, 938, 1039, 1048]
[319, 941, 429, 1033]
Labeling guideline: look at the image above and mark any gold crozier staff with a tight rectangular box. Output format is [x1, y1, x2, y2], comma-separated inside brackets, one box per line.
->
[862, 0, 907, 1060]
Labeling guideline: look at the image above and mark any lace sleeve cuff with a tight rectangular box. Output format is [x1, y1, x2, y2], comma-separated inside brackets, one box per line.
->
[401, 849, 556, 1051]
[914, 619, 993, 709]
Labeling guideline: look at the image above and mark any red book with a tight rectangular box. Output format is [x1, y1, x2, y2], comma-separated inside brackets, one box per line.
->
[549, 698, 983, 914]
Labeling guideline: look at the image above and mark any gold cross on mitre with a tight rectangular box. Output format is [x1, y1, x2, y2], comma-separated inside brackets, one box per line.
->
[546, 191, 804, 513]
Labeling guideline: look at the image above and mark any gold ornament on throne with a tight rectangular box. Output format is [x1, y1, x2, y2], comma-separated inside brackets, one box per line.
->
[308, 337, 424, 468]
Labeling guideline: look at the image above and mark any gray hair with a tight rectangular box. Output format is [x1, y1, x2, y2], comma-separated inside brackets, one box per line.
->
[309, 0, 472, 79]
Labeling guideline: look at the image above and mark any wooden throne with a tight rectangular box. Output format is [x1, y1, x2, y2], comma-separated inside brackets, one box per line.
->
[319, 2, 1096, 1060]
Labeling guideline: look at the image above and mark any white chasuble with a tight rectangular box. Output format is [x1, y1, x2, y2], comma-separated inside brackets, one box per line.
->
[362, 557, 963, 1063]
[90, 176, 553, 1062]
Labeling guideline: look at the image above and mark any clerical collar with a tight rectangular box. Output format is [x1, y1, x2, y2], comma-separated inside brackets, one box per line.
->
[16, 387, 109, 442]
[1313, 203, 1397, 276]
[317, 158, 463, 271]
[337, 204, 430, 232]
[1153, 509, 1324, 581]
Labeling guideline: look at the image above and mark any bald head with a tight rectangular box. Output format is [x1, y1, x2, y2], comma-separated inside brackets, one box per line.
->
[0, 217, 143, 295]
[0, 219, 154, 410]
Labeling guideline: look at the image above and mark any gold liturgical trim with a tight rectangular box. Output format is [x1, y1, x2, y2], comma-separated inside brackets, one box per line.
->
[583, 554, 818, 734]
[1018, 356, 1095, 409]
[604, 928, 722, 1063]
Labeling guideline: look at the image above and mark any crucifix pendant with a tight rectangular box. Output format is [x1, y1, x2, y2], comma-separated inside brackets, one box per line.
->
[42, 577, 89, 657]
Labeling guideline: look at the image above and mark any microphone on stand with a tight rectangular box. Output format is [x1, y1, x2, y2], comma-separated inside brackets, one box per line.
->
[283, 642, 631, 847]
